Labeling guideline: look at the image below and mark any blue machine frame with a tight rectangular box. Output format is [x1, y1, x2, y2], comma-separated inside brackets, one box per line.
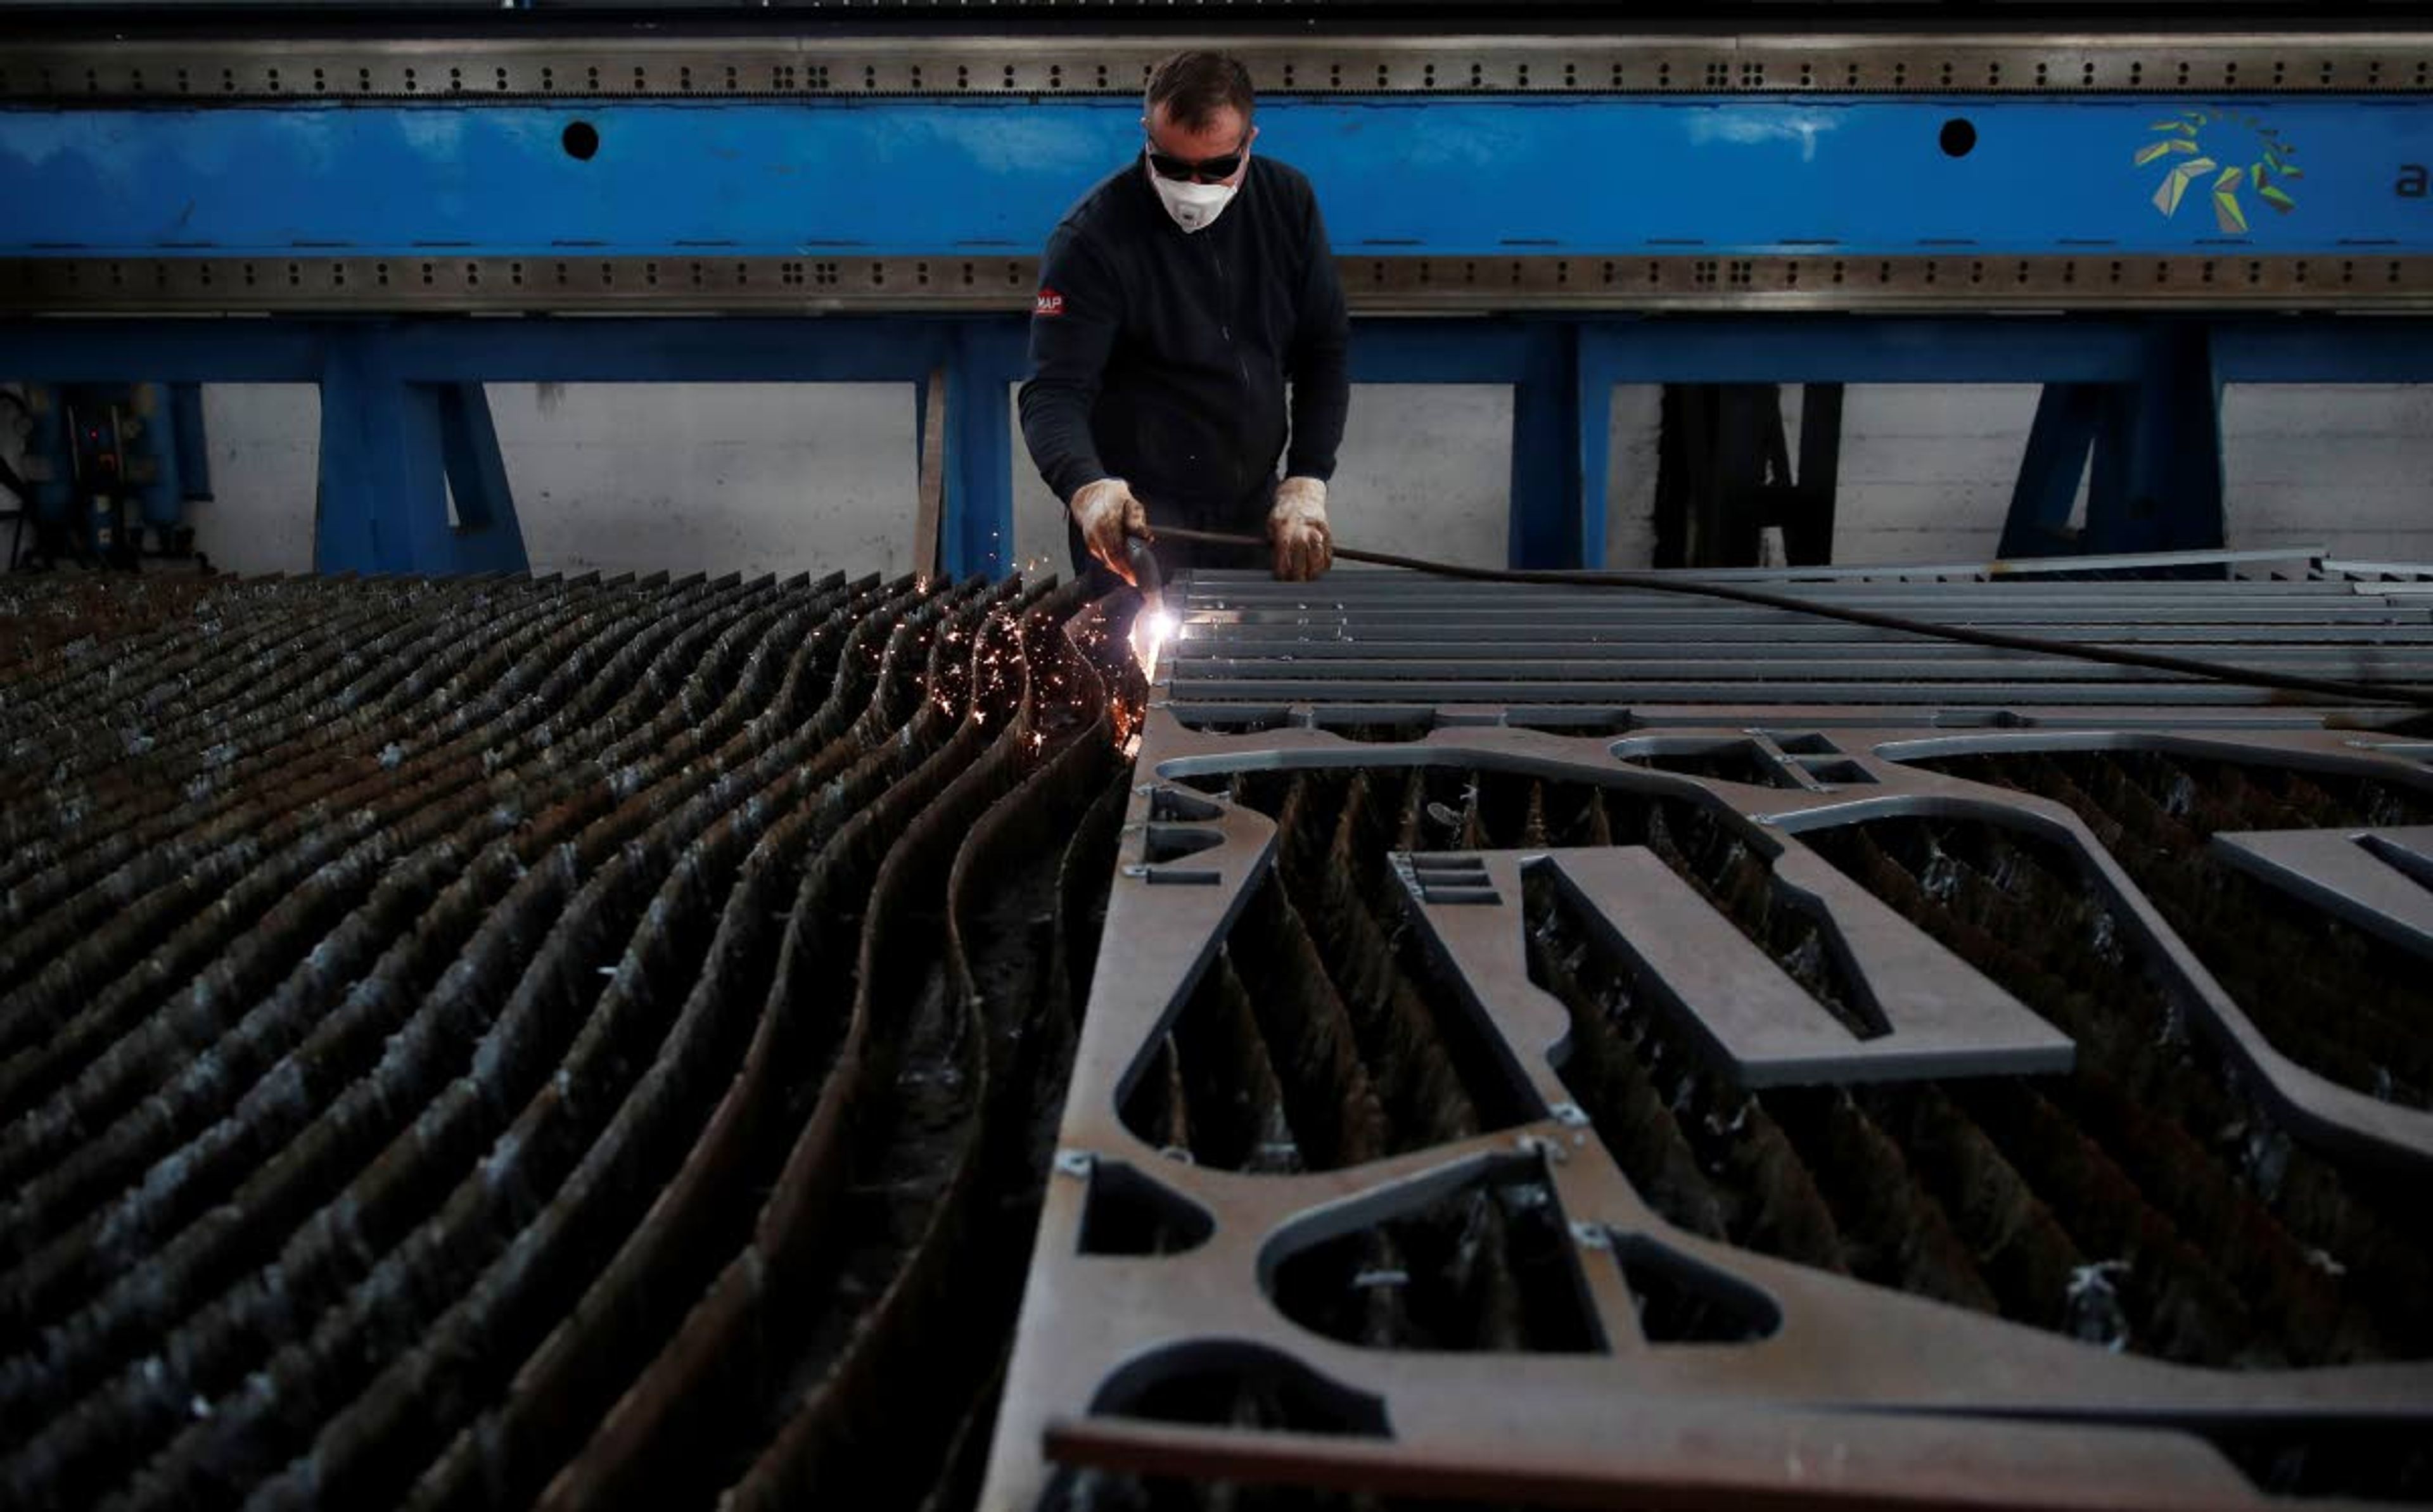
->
[4, 89, 2431, 575]
[12, 97, 2433, 256]
[4, 312, 2422, 576]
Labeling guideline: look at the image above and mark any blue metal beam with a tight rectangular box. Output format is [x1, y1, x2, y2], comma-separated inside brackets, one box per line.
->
[1576, 331, 1615, 569]
[314, 331, 529, 573]
[943, 319, 1029, 579]
[10, 315, 2430, 391]
[8, 98, 2429, 258]
[1576, 318, 2156, 385]
[168, 382, 212, 503]
[374, 317, 960, 383]
[1348, 324, 1544, 385]
[2084, 327, 2226, 555]
[316, 330, 450, 573]
[0, 322, 327, 383]
[2212, 319, 2433, 384]
[1510, 324, 1583, 569]
[434, 381, 530, 573]
[2000, 383, 2107, 557]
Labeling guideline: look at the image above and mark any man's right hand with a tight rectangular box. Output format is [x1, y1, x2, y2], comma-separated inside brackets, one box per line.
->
[1070, 478, 1151, 583]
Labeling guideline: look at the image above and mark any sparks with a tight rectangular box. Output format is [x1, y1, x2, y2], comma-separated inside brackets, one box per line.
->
[1128, 602, 1178, 685]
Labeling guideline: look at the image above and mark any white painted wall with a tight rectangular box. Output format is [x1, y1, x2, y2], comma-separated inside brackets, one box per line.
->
[161, 376, 2430, 578]
[1820, 382, 2433, 566]
[1605, 385, 1665, 568]
[187, 382, 917, 581]
[1328, 384, 1517, 569]
[494, 383, 916, 580]
[2221, 384, 2433, 563]
[196, 385, 319, 575]
[1829, 383, 2050, 566]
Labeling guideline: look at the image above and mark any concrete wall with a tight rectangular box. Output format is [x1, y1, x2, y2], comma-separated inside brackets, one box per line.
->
[1828, 383, 2051, 566]
[493, 382, 914, 580]
[1821, 382, 2433, 566]
[81, 376, 2433, 579]
[194, 385, 320, 575]
[2219, 384, 2433, 564]
[188, 379, 1555, 584]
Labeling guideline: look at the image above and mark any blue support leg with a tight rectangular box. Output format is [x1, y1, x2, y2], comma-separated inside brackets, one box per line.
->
[169, 382, 212, 503]
[2084, 327, 2226, 556]
[316, 328, 448, 574]
[1509, 324, 1583, 569]
[318, 333, 532, 575]
[1575, 325, 1614, 569]
[132, 383, 186, 533]
[1998, 383, 2107, 559]
[435, 381, 531, 574]
[941, 318, 1025, 580]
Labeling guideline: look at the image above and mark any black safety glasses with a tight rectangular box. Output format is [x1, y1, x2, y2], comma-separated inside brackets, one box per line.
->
[1145, 140, 1248, 183]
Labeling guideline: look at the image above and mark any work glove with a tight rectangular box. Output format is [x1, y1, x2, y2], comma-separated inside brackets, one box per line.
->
[1267, 476, 1332, 583]
[1070, 478, 1151, 584]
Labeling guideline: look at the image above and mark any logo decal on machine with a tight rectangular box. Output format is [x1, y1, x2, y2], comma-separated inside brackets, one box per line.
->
[2135, 108, 2299, 233]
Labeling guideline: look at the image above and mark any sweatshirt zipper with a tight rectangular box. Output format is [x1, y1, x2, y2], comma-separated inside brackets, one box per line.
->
[1206, 236, 1252, 386]
[1201, 217, 1258, 497]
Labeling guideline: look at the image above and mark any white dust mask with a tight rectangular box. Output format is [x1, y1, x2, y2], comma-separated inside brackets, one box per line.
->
[1147, 156, 1239, 234]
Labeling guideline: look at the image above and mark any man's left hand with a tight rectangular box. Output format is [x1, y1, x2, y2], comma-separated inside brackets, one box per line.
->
[1267, 477, 1332, 582]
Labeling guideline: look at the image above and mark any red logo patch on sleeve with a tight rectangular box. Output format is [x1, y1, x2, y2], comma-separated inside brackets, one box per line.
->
[1033, 289, 1066, 317]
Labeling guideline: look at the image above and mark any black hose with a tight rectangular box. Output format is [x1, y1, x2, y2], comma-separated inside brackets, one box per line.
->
[1151, 524, 2433, 711]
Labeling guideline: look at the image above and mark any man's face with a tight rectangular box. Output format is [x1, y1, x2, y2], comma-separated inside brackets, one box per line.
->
[1144, 103, 1256, 187]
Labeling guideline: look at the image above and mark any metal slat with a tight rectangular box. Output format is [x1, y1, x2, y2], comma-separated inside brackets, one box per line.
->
[1174, 645, 2433, 671]
[1189, 626, 2433, 647]
[1162, 561, 2433, 709]
[1172, 678, 2361, 704]
[1158, 699, 2396, 728]
[1183, 571, 2399, 600]
[11, 251, 2432, 315]
[6, 31, 2431, 103]
[1184, 606, 2433, 627]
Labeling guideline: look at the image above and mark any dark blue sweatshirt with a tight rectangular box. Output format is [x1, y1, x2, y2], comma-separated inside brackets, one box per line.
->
[1018, 153, 1351, 577]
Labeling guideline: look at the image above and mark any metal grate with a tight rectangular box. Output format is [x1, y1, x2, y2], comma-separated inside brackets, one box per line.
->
[0, 567, 1129, 1512]
[10, 557, 2433, 1509]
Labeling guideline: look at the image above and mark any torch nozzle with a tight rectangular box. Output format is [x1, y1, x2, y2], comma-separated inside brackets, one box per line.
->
[1123, 536, 1163, 599]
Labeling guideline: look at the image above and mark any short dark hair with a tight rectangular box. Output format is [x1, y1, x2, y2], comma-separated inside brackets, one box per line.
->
[1144, 51, 1255, 133]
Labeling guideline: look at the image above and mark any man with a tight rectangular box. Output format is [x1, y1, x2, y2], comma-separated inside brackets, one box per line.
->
[1019, 50, 1349, 592]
